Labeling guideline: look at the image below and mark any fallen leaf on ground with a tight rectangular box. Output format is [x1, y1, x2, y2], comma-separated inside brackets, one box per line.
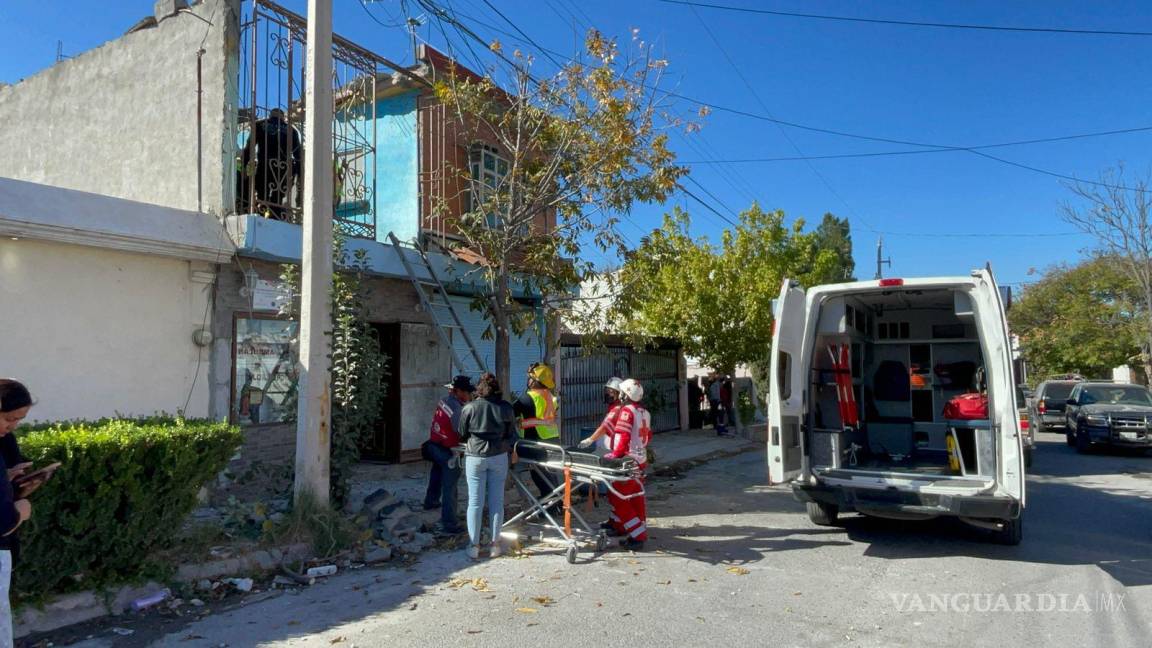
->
[287, 621, 301, 626]
[527, 622, 539, 627]
[516, 607, 539, 614]
[181, 636, 204, 642]
[627, 559, 640, 565]
[657, 580, 671, 585]
[330, 637, 346, 644]
[466, 630, 482, 634]
[726, 567, 750, 576]
[792, 591, 802, 596]
[687, 579, 698, 583]
[532, 596, 555, 606]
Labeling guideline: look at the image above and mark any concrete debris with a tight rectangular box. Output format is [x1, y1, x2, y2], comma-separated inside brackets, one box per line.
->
[226, 578, 254, 592]
[305, 565, 338, 578]
[363, 546, 393, 564]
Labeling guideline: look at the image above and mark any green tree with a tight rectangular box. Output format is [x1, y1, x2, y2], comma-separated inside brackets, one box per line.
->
[1062, 167, 1152, 381]
[1009, 256, 1141, 380]
[433, 30, 687, 389]
[610, 204, 838, 376]
[813, 213, 855, 282]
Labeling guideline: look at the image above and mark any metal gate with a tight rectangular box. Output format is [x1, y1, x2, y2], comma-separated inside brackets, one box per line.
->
[559, 340, 682, 446]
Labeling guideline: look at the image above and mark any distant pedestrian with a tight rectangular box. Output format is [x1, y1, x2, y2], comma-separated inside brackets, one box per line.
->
[708, 374, 727, 435]
[422, 376, 474, 536]
[458, 373, 517, 560]
[719, 377, 734, 436]
[0, 380, 35, 647]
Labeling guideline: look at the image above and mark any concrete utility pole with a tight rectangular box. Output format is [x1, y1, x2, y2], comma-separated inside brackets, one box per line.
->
[294, 0, 334, 507]
[874, 237, 892, 280]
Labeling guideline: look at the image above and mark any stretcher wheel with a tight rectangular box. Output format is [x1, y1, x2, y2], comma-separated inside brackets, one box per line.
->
[565, 545, 578, 564]
[596, 533, 608, 552]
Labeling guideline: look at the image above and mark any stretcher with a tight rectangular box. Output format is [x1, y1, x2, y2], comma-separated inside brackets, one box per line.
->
[503, 439, 645, 563]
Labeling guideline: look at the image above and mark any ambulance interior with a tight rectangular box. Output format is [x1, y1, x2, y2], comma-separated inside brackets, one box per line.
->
[808, 287, 996, 478]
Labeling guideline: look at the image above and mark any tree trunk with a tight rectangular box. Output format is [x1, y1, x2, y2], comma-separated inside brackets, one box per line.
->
[492, 273, 512, 394]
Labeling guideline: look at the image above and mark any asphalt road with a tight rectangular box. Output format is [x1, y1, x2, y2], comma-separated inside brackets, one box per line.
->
[68, 432, 1152, 648]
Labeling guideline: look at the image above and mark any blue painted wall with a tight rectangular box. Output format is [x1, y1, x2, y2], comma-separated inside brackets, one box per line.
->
[373, 92, 419, 244]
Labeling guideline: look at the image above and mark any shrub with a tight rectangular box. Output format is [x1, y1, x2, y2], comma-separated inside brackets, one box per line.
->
[12, 417, 242, 601]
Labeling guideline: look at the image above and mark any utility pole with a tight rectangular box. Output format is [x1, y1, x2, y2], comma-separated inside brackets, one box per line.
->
[874, 237, 892, 280]
[295, 0, 334, 507]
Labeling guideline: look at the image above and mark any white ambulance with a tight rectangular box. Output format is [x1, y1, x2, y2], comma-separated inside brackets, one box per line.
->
[767, 269, 1025, 544]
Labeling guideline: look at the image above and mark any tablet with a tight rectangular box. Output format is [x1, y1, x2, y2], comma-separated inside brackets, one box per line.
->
[13, 462, 61, 499]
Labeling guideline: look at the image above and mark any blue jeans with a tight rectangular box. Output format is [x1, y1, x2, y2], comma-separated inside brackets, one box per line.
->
[422, 442, 461, 532]
[465, 454, 509, 547]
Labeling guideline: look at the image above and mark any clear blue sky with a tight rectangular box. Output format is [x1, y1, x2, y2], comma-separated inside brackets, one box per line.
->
[3, 0, 1152, 289]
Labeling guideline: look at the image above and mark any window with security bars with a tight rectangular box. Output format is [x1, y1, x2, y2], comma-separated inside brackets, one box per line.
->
[468, 144, 512, 229]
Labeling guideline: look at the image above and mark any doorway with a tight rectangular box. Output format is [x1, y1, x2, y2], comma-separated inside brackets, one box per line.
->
[362, 322, 402, 462]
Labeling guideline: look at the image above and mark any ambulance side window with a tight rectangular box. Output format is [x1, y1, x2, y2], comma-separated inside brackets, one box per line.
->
[777, 351, 792, 400]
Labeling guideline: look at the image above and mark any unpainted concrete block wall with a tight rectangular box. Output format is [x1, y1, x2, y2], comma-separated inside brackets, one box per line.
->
[400, 323, 452, 457]
[0, 0, 240, 215]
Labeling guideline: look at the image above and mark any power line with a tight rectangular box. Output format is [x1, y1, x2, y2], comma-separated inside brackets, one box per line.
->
[688, 4, 880, 233]
[679, 125, 1152, 164]
[357, 0, 409, 28]
[680, 179, 739, 227]
[479, 0, 566, 70]
[658, 0, 1152, 37]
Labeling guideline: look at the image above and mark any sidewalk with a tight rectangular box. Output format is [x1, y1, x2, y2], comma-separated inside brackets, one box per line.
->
[348, 427, 762, 512]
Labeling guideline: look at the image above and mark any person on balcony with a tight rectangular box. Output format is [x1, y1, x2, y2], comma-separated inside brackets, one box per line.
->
[242, 108, 301, 220]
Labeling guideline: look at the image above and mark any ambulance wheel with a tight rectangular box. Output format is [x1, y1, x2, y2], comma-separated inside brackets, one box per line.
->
[596, 533, 608, 552]
[993, 514, 1023, 546]
[806, 501, 840, 526]
[565, 545, 578, 564]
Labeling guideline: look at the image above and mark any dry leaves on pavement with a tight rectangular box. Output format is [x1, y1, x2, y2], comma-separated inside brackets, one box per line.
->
[726, 567, 750, 575]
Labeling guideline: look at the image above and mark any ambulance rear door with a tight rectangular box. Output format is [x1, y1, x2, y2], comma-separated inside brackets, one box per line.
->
[768, 278, 807, 484]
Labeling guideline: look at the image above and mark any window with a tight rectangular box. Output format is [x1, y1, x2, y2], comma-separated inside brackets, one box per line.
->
[234, 318, 300, 426]
[468, 143, 510, 228]
[777, 351, 792, 400]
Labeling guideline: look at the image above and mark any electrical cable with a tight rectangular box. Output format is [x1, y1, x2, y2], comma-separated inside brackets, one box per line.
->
[657, 0, 1152, 37]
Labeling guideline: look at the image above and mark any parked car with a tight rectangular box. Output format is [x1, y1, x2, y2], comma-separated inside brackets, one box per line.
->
[1029, 378, 1084, 433]
[1018, 384, 1034, 468]
[1064, 382, 1152, 454]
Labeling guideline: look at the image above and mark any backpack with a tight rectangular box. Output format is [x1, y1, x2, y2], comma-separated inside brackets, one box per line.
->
[943, 393, 988, 420]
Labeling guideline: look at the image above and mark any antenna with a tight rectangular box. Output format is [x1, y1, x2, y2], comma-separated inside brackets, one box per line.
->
[874, 237, 892, 280]
[56, 40, 72, 63]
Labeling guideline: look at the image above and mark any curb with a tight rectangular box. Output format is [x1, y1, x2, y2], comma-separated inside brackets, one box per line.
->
[15, 543, 312, 639]
[651, 443, 760, 477]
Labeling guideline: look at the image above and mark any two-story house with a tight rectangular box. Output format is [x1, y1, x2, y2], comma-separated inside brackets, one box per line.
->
[0, 0, 549, 480]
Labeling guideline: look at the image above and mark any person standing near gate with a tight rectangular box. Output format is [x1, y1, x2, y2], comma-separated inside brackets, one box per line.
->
[513, 363, 560, 497]
[604, 379, 652, 550]
[422, 375, 474, 535]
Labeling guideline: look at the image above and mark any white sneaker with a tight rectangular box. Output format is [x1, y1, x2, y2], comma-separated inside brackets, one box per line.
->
[466, 545, 480, 560]
[489, 542, 503, 558]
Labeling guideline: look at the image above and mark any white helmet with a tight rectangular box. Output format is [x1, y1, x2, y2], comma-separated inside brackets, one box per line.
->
[605, 377, 623, 391]
[619, 379, 643, 402]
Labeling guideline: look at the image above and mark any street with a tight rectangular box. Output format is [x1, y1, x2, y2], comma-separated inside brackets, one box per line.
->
[67, 431, 1149, 648]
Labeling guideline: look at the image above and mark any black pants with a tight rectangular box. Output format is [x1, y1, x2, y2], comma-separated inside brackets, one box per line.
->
[521, 430, 559, 497]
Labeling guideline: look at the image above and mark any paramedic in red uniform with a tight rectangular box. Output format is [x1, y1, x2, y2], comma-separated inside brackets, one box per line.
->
[421, 375, 474, 535]
[579, 377, 623, 529]
[604, 379, 652, 550]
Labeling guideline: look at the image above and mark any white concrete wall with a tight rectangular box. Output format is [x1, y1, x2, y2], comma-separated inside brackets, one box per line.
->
[0, 238, 213, 422]
[0, 0, 239, 215]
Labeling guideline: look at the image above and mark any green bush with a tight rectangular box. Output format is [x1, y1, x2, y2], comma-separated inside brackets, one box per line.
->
[12, 417, 242, 600]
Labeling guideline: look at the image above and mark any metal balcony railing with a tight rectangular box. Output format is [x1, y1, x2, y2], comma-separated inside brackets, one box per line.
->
[236, 0, 391, 240]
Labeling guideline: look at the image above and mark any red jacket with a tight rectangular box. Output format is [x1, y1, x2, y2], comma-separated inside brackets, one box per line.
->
[606, 403, 651, 465]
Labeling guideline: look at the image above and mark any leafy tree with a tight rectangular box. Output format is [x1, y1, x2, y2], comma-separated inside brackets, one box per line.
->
[1009, 256, 1141, 380]
[1062, 167, 1152, 381]
[432, 30, 687, 389]
[280, 236, 389, 506]
[813, 213, 855, 282]
[609, 204, 838, 376]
